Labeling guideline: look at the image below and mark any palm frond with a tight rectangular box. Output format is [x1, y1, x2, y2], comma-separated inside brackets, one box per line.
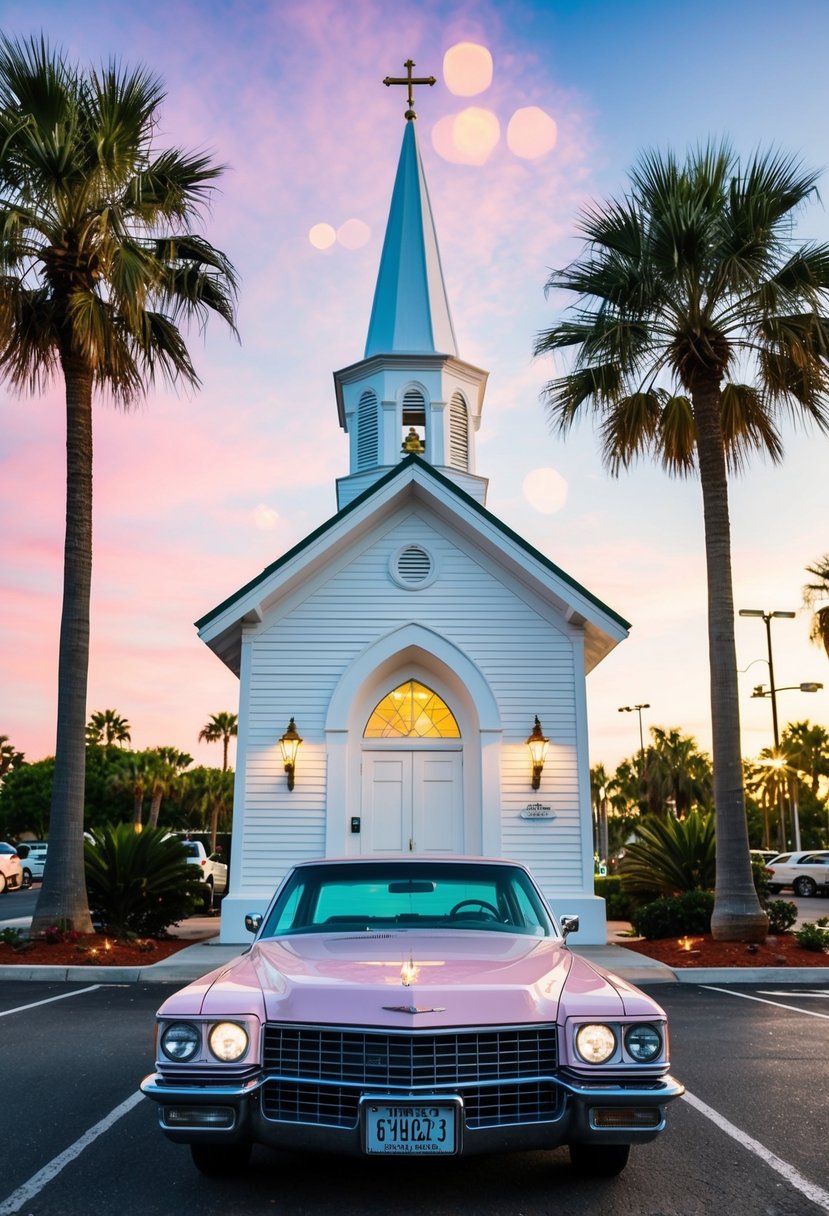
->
[542, 363, 623, 431]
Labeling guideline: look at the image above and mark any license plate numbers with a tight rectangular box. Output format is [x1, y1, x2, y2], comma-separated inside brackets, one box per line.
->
[364, 1103, 457, 1155]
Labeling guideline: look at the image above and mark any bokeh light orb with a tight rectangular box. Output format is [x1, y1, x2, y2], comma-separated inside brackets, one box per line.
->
[254, 503, 279, 531]
[432, 107, 500, 166]
[506, 106, 558, 159]
[522, 467, 568, 514]
[337, 218, 370, 249]
[443, 42, 493, 97]
[308, 222, 336, 250]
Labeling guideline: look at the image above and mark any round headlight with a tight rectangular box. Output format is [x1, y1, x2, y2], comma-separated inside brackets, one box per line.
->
[208, 1022, 249, 1062]
[575, 1023, 617, 1064]
[624, 1023, 662, 1062]
[160, 1021, 201, 1062]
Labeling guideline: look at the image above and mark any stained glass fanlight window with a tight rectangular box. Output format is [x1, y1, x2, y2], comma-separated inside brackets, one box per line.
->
[364, 681, 461, 738]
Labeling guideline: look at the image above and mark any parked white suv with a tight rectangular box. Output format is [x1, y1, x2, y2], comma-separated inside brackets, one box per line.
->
[16, 841, 48, 887]
[765, 850, 829, 898]
[0, 842, 23, 894]
[179, 839, 228, 911]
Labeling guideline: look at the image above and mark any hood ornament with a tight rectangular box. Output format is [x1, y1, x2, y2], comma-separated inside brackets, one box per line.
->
[383, 1005, 446, 1015]
[400, 955, 419, 987]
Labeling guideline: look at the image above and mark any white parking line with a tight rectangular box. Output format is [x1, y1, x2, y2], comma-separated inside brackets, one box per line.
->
[0, 1090, 144, 1215]
[0, 985, 101, 1018]
[683, 1089, 829, 1210]
[701, 985, 829, 1019]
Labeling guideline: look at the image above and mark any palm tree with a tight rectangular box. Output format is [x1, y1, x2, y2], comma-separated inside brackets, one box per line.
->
[0, 735, 25, 781]
[146, 747, 193, 828]
[86, 708, 131, 747]
[803, 555, 829, 658]
[198, 712, 238, 771]
[108, 752, 151, 831]
[187, 765, 234, 852]
[782, 720, 829, 798]
[0, 37, 237, 935]
[745, 748, 798, 852]
[642, 727, 713, 818]
[535, 144, 829, 940]
[589, 763, 612, 865]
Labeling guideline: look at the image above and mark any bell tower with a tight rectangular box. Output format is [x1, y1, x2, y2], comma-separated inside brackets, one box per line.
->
[333, 62, 489, 509]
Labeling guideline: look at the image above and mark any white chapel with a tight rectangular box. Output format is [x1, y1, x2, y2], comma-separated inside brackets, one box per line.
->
[197, 81, 629, 945]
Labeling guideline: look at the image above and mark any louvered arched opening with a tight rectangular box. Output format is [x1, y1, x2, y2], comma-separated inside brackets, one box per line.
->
[401, 386, 426, 454]
[357, 390, 379, 469]
[449, 391, 469, 471]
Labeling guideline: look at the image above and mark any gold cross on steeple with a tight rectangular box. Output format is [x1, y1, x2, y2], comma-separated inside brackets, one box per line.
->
[383, 59, 436, 121]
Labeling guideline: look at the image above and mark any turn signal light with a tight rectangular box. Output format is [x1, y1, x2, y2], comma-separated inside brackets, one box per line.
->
[591, 1108, 661, 1129]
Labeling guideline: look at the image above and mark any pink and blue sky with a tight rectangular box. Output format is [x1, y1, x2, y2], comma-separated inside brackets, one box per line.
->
[2, 0, 827, 771]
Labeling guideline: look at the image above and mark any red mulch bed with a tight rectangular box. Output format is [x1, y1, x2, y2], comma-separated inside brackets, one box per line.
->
[620, 933, 829, 968]
[0, 934, 192, 967]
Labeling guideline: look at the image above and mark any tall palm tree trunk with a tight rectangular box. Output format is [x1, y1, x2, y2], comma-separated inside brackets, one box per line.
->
[31, 359, 95, 934]
[694, 381, 767, 941]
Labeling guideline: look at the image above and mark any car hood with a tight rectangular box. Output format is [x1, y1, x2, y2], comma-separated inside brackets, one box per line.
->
[165, 932, 645, 1027]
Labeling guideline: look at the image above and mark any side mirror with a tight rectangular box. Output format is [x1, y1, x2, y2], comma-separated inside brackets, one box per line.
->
[244, 913, 263, 935]
[560, 914, 579, 939]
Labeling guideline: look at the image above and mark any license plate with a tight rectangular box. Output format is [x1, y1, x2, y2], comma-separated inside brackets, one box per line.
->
[363, 1101, 459, 1155]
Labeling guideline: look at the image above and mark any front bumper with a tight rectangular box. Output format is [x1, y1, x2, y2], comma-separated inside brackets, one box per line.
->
[140, 1070, 685, 1157]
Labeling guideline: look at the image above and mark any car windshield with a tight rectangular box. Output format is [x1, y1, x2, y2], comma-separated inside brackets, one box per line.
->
[260, 862, 555, 938]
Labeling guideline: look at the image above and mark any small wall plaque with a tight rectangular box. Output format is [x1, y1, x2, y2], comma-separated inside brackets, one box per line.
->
[520, 803, 554, 820]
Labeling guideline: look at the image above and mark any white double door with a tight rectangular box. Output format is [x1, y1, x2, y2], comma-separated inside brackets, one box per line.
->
[361, 750, 463, 855]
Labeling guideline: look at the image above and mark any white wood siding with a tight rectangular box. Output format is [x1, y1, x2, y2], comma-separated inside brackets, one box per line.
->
[235, 507, 585, 897]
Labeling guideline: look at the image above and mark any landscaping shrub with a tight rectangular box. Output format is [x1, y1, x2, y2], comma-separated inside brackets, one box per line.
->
[751, 856, 771, 900]
[630, 890, 715, 940]
[619, 813, 715, 898]
[794, 917, 829, 953]
[763, 899, 798, 935]
[84, 824, 202, 937]
[594, 875, 638, 920]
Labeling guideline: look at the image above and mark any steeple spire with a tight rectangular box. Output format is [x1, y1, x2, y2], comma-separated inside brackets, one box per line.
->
[364, 72, 457, 359]
[333, 63, 489, 511]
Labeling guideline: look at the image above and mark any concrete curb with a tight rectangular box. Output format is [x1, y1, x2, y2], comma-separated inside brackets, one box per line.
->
[2, 939, 828, 985]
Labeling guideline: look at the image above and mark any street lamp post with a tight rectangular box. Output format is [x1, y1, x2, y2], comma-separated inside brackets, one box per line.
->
[738, 609, 795, 747]
[738, 610, 823, 851]
[618, 704, 650, 807]
[618, 703, 649, 756]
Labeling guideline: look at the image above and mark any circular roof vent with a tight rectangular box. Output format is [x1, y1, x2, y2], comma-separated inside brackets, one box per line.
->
[390, 544, 437, 589]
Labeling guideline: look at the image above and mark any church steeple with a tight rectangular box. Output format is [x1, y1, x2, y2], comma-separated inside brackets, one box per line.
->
[364, 120, 458, 359]
[333, 64, 489, 511]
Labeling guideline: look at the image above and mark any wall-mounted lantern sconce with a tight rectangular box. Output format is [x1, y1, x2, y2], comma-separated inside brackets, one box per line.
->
[526, 716, 549, 790]
[279, 717, 302, 791]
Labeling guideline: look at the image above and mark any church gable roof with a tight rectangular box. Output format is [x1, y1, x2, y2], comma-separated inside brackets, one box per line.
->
[196, 456, 629, 675]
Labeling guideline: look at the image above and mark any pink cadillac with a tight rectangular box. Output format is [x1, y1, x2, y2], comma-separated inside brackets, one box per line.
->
[141, 857, 683, 1177]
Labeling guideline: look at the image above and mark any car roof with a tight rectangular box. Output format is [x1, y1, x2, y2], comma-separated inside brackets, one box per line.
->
[291, 855, 529, 868]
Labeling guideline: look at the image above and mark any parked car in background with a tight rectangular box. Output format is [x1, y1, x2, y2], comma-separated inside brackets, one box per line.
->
[142, 856, 684, 1179]
[765, 850, 829, 897]
[178, 839, 228, 911]
[750, 850, 777, 866]
[16, 841, 48, 887]
[0, 842, 23, 894]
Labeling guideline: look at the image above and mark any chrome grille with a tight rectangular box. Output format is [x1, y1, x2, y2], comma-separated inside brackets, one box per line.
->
[262, 1024, 558, 1087]
[464, 1082, 562, 1127]
[262, 1082, 359, 1128]
[260, 1080, 561, 1129]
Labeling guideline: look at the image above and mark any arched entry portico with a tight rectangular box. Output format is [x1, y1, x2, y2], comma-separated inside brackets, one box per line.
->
[325, 624, 502, 857]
